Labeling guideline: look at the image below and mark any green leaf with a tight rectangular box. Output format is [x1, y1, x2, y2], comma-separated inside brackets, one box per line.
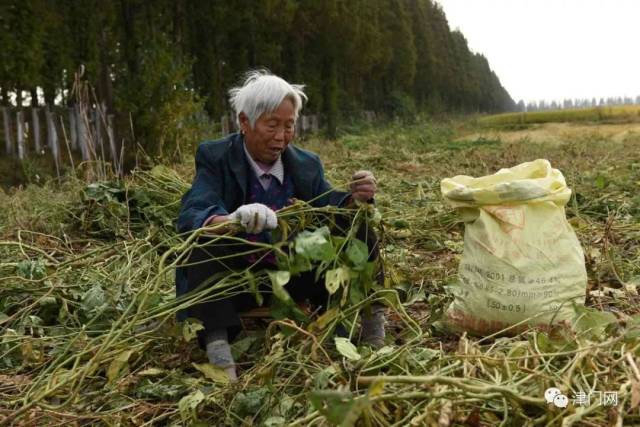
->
[38, 296, 57, 308]
[138, 367, 165, 377]
[325, 267, 351, 295]
[135, 378, 185, 400]
[530, 330, 575, 353]
[268, 270, 291, 303]
[346, 239, 369, 270]
[334, 337, 361, 361]
[231, 335, 259, 360]
[361, 261, 376, 285]
[289, 252, 314, 274]
[145, 292, 162, 308]
[595, 175, 607, 189]
[192, 362, 231, 383]
[309, 390, 355, 425]
[107, 349, 133, 384]
[572, 305, 617, 340]
[309, 389, 371, 427]
[367, 379, 385, 397]
[278, 394, 295, 417]
[270, 297, 291, 320]
[16, 260, 46, 280]
[310, 308, 339, 332]
[369, 207, 382, 226]
[182, 318, 204, 342]
[232, 388, 270, 418]
[533, 332, 553, 353]
[313, 365, 338, 389]
[625, 315, 640, 340]
[81, 284, 107, 315]
[392, 219, 410, 228]
[294, 226, 335, 261]
[264, 416, 286, 427]
[178, 389, 204, 422]
[270, 298, 308, 324]
[349, 284, 365, 306]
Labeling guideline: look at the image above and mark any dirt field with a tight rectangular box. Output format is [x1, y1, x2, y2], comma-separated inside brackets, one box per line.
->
[459, 121, 640, 145]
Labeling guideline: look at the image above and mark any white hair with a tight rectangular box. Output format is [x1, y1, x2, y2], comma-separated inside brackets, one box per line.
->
[228, 69, 307, 128]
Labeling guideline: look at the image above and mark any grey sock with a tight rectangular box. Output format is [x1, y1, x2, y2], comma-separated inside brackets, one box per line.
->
[205, 328, 237, 381]
[360, 305, 386, 349]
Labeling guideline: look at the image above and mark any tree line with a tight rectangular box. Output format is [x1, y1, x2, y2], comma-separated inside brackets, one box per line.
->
[0, 0, 514, 153]
[519, 96, 640, 112]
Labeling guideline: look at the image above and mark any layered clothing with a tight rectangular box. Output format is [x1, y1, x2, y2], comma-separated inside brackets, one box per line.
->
[176, 133, 350, 328]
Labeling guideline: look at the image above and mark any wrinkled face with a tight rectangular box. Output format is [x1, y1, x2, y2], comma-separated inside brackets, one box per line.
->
[240, 98, 296, 164]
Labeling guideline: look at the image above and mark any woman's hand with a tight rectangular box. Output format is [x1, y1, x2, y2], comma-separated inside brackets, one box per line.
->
[349, 170, 377, 203]
[228, 203, 278, 233]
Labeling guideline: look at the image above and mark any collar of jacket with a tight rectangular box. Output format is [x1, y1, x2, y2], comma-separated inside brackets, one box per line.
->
[226, 133, 316, 202]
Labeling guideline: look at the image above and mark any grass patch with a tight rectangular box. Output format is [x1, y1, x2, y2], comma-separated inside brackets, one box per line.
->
[480, 105, 640, 128]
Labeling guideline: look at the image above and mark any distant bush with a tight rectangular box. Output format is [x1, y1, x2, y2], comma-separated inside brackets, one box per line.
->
[385, 91, 417, 122]
[115, 35, 208, 163]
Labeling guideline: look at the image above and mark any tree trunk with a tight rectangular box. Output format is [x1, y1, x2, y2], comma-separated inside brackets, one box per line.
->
[173, 0, 184, 46]
[30, 88, 38, 107]
[16, 89, 23, 108]
[120, 0, 139, 76]
[323, 58, 338, 139]
[0, 86, 7, 106]
[43, 85, 55, 106]
[98, 29, 114, 112]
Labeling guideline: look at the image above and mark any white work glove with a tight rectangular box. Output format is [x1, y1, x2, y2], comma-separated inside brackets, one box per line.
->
[228, 203, 278, 234]
[349, 170, 377, 203]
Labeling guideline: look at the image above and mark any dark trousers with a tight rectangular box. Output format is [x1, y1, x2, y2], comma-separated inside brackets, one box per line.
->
[183, 214, 381, 343]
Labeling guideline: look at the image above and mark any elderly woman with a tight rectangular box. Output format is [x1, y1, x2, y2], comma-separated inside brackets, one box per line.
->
[176, 70, 384, 380]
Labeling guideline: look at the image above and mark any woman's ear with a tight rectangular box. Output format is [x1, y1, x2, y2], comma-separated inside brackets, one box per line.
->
[238, 112, 250, 134]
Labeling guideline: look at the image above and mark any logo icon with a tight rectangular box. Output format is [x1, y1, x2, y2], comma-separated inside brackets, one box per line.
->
[554, 394, 569, 408]
[545, 387, 568, 408]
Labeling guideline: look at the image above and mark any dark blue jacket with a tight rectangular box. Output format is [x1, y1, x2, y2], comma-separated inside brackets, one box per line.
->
[175, 133, 349, 299]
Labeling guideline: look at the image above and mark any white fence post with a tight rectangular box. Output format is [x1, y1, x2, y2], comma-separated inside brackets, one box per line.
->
[45, 108, 61, 179]
[16, 111, 26, 160]
[32, 107, 42, 153]
[107, 114, 118, 165]
[76, 105, 90, 161]
[1, 107, 13, 155]
[69, 107, 78, 150]
[94, 106, 105, 160]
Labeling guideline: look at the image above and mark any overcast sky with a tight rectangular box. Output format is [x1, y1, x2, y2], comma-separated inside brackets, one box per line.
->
[435, 0, 640, 104]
